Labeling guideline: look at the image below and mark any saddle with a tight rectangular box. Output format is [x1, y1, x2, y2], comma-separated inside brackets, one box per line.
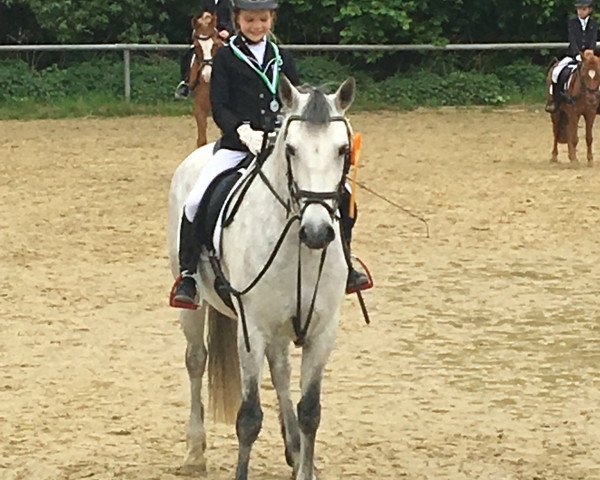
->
[556, 63, 578, 101]
[196, 153, 254, 252]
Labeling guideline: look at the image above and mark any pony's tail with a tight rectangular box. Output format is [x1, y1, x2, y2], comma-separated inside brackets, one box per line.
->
[207, 306, 240, 424]
[556, 110, 569, 144]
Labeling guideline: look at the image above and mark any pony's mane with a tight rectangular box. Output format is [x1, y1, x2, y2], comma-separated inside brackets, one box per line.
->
[301, 87, 331, 125]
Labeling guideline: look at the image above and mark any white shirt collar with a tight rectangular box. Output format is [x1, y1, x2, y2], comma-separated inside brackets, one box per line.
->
[579, 16, 589, 30]
[246, 37, 267, 64]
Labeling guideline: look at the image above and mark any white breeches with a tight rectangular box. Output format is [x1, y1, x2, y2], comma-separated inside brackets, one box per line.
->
[552, 56, 575, 84]
[184, 148, 248, 222]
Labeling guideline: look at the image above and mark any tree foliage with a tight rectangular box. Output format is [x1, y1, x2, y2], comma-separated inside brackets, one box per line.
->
[0, 0, 582, 45]
[0, 0, 195, 43]
[277, 0, 572, 45]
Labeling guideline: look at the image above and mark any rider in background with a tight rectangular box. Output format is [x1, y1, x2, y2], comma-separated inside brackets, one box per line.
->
[175, 0, 234, 99]
[545, 0, 597, 113]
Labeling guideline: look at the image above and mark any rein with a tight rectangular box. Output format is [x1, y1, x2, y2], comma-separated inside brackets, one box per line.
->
[209, 115, 354, 351]
[209, 213, 301, 352]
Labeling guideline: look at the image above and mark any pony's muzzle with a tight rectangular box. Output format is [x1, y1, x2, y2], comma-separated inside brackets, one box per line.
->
[299, 223, 335, 250]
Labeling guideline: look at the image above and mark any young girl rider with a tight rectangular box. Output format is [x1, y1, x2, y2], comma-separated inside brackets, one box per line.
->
[172, 0, 369, 307]
[546, 0, 598, 113]
[175, 0, 234, 99]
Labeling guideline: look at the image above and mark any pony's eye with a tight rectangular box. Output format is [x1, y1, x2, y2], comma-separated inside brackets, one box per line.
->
[338, 145, 349, 157]
[286, 144, 296, 157]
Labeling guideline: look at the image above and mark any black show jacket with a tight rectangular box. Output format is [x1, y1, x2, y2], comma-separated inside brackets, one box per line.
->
[567, 16, 598, 57]
[210, 35, 300, 152]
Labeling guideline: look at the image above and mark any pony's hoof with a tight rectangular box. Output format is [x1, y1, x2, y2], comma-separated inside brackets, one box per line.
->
[587, 160, 594, 167]
[183, 448, 207, 472]
[293, 474, 318, 480]
[180, 459, 207, 475]
[550, 156, 558, 163]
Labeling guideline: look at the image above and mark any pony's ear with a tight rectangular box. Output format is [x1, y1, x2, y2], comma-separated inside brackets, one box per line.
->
[279, 75, 299, 111]
[334, 77, 356, 113]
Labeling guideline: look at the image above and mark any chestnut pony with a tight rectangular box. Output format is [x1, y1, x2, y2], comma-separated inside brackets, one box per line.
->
[547, 49, 600, 165]
[189, 12, 223, 147]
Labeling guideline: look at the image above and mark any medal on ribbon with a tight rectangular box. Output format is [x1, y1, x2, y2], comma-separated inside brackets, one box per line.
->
[230, 36, 282, 98]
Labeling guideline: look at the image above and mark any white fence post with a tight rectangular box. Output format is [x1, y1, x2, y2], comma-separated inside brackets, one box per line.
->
[123, 49, 131, 101]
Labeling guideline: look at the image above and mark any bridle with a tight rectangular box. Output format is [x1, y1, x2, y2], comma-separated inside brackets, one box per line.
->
[194, 31, 219, 66]
[277, 114, 353, 220]
[189, 29, 220, 89]
[209, 112, 356, 352]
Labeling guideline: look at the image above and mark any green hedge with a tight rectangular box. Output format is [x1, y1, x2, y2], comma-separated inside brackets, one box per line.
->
[0, 56, 178, 103]
[0, 55, 546, 117]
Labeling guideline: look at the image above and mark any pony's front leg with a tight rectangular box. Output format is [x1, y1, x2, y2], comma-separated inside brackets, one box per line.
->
[584, 111, 595, 164]
[180, 306, 208, 472]
[195, 113, 208, 148]
[567, 113, 580, 163]
[193, 84, 210, 148]
[235, 332, 266, 480]
[296, 329, 338, 480]
[266, 339, 301, 470]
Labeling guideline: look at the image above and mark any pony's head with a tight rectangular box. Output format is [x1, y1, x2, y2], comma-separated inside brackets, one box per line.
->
[192, 12, 217, 38]
[579, 49, 600, 95]
[190, 12, 222, 85]
[277, 76, 356, 250]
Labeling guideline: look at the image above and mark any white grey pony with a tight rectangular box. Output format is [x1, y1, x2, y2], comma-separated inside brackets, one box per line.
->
[167, 75, 357, 480]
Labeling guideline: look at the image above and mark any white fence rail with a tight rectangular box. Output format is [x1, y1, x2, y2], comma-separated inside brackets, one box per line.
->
[0, 43, 568, 100]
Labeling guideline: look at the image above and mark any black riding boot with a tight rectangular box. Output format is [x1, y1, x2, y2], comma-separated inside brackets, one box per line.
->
[173, 212, 200, 306]
[340, 193, 370, 293]
[174, 47, 194, 99]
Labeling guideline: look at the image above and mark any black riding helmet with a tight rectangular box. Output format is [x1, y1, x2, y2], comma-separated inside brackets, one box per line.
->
[574, 0, 593, 7]
[232, 0, 278, 9]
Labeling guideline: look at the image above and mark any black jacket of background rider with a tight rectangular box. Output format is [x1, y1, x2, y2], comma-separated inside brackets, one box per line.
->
[210, 35, 300, 152]
[202, 0, 234, 34]
[567, 16, 598, 57]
